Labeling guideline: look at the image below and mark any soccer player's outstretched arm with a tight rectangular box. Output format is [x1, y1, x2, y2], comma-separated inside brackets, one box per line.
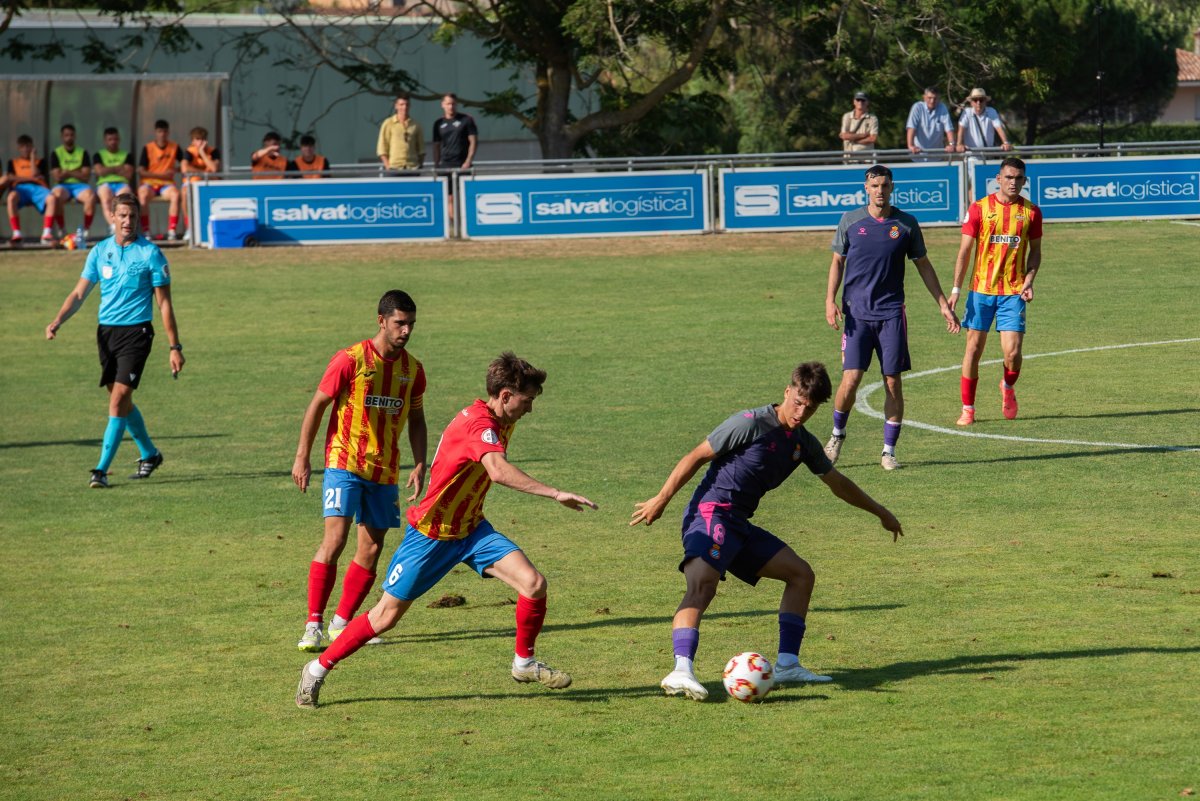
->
[912, 256, 960, 333]
[630, 440, 715, 527]
[45, 278, 95, 339]
[820, 468, 904, 542]
[480, 451, 597, 511]
[292, 390, 335, 493]
[405, 405, 428, 502]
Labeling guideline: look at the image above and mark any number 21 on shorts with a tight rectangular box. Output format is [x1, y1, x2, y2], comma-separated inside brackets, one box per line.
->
[324, 487, 343, 511]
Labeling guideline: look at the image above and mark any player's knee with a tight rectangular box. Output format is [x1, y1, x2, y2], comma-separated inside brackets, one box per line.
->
[788, 558, 815, 589]
[522, 570, 547, 599]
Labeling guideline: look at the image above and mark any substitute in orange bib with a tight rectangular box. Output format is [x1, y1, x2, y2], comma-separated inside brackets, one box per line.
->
[251, 131, 288, 179]
[288, 135, 327, 179]
[291, 290, 428, 654]
[137, 120, 183, 241]
[950, 157, 1043, 425]
[296, 352, 597, 709]
[6, 134, 58, 245]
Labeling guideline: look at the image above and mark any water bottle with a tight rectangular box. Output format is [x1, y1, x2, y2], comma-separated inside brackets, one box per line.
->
[76, 225, 87, 249]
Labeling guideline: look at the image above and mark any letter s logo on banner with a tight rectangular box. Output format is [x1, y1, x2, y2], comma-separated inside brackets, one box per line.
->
[476, 193, 523, 225]
[734, 185, 780, 217]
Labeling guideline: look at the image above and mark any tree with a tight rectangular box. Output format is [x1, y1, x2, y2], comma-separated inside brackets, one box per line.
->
[266, 0, 732, 159]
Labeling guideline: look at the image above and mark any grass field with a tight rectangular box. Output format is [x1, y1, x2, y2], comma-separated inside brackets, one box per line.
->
[1, 222, 1198, 801]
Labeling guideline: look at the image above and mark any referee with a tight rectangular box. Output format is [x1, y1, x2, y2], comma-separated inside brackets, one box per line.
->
[46, 192, 185, 488]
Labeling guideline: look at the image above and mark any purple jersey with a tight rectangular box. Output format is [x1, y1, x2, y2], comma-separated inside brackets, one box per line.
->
[832, 206, 927, 321]
[684, 404, 832, 527]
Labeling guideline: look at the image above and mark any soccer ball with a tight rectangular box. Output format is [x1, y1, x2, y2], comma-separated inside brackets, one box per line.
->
[60, 233, 77, 250]
[722, 652, 774, 702]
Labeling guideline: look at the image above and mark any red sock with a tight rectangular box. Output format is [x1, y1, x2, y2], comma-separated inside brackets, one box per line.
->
[168, 214, 179, 231]
[514, 594, 547, 659]
[334, 561, 376, 622]
[1003, 369, 1020, 387]
[43, 215, 55, 231]
[55, 212, 64, 229]
[141, 214, 151, 231]
[318, 614, 377, 670]
[306, 561, 337, 623]
[961, 377, 978, 406]
[84, 212, 94, 229]
[8, 216, 19, 233]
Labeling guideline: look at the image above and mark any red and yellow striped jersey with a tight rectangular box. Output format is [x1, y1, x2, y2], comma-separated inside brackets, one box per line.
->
[962, 194, 1043, 295]
[407, 399, 511, 541]
[319, 340, 425, 485]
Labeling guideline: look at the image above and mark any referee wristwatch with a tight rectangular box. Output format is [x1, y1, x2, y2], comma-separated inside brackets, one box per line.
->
[170, 344, 184, 352]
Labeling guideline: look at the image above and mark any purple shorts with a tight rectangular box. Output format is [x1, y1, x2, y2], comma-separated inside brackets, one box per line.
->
[680, 502, 786, 586]
[841, 309, 911, 375]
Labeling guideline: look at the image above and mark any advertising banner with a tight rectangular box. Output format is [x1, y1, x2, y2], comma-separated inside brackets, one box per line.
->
[460, 171, 709, 239]
[970, 156, 1200, 222]
[190, 177, 449, 246]
[719, 163, 964, 231]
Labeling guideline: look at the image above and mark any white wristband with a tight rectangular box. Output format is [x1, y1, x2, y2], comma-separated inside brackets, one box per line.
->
[951, 287, 961, 295]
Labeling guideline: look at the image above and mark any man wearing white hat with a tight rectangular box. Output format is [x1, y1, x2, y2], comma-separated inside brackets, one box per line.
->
[955, 88, 1013, 152]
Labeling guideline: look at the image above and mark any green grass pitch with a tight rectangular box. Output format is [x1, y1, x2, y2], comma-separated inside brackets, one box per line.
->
[1, 222, 1197, 800]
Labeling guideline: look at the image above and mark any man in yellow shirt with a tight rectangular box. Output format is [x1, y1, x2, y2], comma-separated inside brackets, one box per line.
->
[376, 95, 425, 172]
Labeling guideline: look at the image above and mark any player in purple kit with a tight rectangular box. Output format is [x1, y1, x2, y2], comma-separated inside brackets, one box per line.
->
[823, 164, 960, 471]
[631, 362, 903, 700]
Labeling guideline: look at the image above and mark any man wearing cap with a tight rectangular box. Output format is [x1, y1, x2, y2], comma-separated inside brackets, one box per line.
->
[956, 88, 1013, 152]
[840, 92, 879, 158]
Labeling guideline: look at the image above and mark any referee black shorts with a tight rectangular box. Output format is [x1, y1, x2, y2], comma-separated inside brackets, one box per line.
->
[97, 322, 154, 389]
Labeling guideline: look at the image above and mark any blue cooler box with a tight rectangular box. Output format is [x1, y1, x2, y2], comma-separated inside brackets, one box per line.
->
[209, 214, 258, 248]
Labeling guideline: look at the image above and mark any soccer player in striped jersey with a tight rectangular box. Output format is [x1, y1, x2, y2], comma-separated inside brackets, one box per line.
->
[291, 290, 428, 653]
[297, 353, 597, 708]
[950, 157, 1043, 425]
[631, 362, 902, 701]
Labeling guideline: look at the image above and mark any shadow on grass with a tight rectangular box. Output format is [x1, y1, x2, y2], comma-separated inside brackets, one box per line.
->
[1017, 407, 1200, 422]
[317, 683, 831, 706]
[0, 432, 228, 450]
[372, 605, 904, 646]
[863, 445, 1200, 471]
[833, 645, 1200, 691]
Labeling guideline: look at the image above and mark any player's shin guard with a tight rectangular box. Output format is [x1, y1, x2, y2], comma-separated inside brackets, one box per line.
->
[777, 612, 807, 665]
[124, 405, 156, 460]
[1003, 368, 1020, 387]
[95, 416, 129, 472]
[318, 614, 376, 670]
[515, 595, 547, 658]
[334, 561, 377, 623]
[831, 408, 850, 436]
[883, 420, 902, 452]
[307, 561, 337, 624]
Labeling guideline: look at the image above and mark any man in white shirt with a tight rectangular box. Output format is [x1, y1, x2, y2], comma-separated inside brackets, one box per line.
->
[955, 88, 1013, 152]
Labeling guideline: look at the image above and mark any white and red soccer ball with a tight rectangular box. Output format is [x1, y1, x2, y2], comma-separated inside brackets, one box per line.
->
[722, 652, 774, 702]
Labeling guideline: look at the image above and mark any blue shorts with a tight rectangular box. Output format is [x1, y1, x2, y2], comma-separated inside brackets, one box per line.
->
[963, 292, 1026, 333]
[381, 520, 521, 601]
[54, 183, 93, 200]
[680, 502, 787, 586]
[98, 182, 131, 195]
[139, 183, 177, 196]
[841, 309, 911, 375]
[320, 467, 401, 530]
[14, 184, 51, 212]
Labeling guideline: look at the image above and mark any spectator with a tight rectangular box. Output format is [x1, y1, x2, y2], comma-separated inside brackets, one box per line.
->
[50, 124, 97, 239]
[905, 87, 955, 161]
[251, 131, 288, 180]
[839, 92, 879, 157]
[956, 88, 1013, 153]
[6, 134, 57, 245]
[94, 127, 134, 233]
[377, 95, 424, 172]
[289, 135, 327, 179]
[137, 119, 183, 241]
[432, 93, 477, 171]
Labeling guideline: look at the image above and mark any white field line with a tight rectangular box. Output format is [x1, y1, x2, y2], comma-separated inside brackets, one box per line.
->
[855, 338, 1200, 452]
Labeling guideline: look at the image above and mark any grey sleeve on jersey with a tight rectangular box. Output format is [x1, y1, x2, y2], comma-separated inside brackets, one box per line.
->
[901, 211, 928, 260]
[799, 427, 834, 476]
[706, 410, 767, 458]
[831, 214, 852, 255]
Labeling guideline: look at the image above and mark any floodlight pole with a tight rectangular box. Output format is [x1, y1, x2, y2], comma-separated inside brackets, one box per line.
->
[1095, 3, 1105, 149]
